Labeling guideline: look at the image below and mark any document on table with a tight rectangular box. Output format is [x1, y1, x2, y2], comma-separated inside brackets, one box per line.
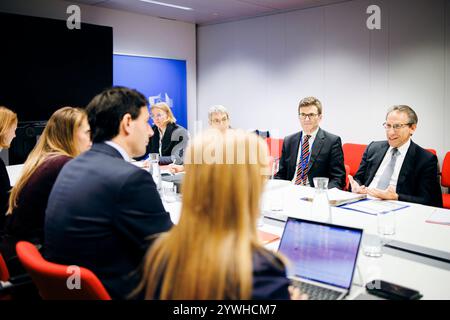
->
[300, 188, 366, 206]
[426, 210, 450, 226]
[340, 199, 409, 215]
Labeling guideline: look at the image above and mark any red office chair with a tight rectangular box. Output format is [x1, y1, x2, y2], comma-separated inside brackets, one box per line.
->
[0, 253, 9, 282]
[0, 253, 11, 300]
[441, 152, 450, 209]
[342, 143, 367, 177]
[426, 148, 437, 156]
[15, 241, 111, 300]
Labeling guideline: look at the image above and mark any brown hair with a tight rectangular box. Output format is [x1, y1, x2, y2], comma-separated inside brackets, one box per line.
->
[0, 106, 18, 148]
[7, 107, 87, 214]
[298, 96, 323, 115]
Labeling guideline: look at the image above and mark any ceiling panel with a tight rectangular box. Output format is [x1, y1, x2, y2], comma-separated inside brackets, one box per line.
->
[70, 0, 352, 25]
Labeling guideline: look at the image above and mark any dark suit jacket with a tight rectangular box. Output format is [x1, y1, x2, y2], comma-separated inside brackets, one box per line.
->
[137, 122, 188, 164]
[353, 140, 443, 208]
[0, 157, 11, 232]
[44, 143, 173, 299]
[275, 128, 346, 189]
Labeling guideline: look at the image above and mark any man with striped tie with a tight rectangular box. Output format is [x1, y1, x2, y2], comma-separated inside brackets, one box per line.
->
[348, 105, 442, 207]
[275, 97, 346, 189]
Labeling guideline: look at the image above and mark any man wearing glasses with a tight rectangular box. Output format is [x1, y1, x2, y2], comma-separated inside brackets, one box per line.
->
[208, 105, 231, 133]
[275, 96, 346, 189]
[349, 105, 442, 207]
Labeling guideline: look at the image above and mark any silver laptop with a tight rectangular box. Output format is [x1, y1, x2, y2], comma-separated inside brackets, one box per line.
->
[278, 217, 363, 300]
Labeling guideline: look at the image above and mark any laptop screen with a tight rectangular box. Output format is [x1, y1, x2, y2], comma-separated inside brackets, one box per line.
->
[278, 217, 363, 290]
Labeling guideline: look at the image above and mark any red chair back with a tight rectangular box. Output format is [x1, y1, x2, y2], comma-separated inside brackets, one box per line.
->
[442, 152, 450, 188]
[0, 253, 10, 282]
[426, 148, 437, 156]
[266, 138, 284, 159]
[342, 143, 367, 176]
[15, 241, 111, 300]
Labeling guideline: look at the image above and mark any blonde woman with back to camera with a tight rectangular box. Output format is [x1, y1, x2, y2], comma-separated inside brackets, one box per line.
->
[133, 129, 307, 300]
[0, 107, 91, 277]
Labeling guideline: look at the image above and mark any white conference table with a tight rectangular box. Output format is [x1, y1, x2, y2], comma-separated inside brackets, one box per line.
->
[7, 164, 450, 299]
[164, 179, 450, 300]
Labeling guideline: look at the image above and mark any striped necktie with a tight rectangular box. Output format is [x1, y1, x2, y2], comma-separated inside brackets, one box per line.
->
[295, 134, 311, 185]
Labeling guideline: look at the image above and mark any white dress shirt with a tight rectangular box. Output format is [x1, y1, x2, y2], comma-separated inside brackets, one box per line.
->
[292, 127, 319, 185]
[105, 140, 133, 162]
[158, 127, 166, 156]
[368, 139, 411, 189]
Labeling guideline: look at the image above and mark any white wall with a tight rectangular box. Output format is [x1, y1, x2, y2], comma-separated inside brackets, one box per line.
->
[0, 0, 197, 131]
[197, 0, 450, 161]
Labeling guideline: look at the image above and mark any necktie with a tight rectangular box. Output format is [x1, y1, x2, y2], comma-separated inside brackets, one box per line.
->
[295, 134, 311, 185]
[376, 148, 399, 190]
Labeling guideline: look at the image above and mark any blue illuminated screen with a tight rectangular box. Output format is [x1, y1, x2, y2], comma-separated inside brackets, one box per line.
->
[278, 218, 362, 289]
[113, 54, 187, 129]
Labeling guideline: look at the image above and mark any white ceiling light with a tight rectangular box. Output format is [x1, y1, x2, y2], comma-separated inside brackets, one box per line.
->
[139, 0, 193, 11]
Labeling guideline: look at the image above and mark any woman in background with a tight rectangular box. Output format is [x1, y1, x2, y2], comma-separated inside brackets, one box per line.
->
[142, 102, 189, 165]
[0, 107, 91, 276]
[0, 107, 18, 232]
[133, 129, 305, 300]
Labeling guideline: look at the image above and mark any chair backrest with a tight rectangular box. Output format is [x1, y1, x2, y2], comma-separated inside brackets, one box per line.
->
[442, 152, 450, 188]
[15, 241, 111, 300]
[0, 253, 10, 282]
[426, 148, 437, 156]
[342, 143, 367, 176]
[266, 138, 284, 159]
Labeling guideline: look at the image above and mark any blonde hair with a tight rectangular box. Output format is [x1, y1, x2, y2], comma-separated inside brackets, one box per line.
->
[151, 102, 176, 125]
[134, 129, 282, 300]
[0, 106, 18, 148]
[7, 107, 87, 214]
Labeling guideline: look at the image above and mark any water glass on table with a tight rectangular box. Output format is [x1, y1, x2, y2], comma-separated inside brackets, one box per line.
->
[162, 184, 177, 203]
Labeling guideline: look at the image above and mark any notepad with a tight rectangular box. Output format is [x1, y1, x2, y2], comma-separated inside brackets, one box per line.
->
[300, 188, 367, 206]
[258, 230, 280, 245]
[341, 199, 409, 215]
[425, 210, 450, 226]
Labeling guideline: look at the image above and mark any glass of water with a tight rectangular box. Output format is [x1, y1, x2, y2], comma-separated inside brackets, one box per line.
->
[162, 184, 177, 203]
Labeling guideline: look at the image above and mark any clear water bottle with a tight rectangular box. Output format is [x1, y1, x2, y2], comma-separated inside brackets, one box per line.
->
[148, 153, 162, 191]
[311, 177, 331, 223]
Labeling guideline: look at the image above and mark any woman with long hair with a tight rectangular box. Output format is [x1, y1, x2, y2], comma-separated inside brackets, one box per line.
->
[139, 102, 189, 165]
[134, 129, 303, 300]
[1, 107, 91, 276]
[0, 106, 18, 231]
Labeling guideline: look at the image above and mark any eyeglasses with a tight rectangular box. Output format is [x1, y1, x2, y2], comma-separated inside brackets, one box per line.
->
[211, 117, 229, 124]
[298, 113, 319, 119]
[382, 123, 412, 130]
[150, 113, 166, 120]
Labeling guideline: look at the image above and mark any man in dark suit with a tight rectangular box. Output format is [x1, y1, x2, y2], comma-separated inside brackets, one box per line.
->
[349, 105, 442, 207]
[275, 97, 346, 189]
[44, 87, 173, 299]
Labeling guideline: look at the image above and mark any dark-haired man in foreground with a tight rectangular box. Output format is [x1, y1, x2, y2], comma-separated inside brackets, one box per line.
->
[45, 87, 173, 299]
